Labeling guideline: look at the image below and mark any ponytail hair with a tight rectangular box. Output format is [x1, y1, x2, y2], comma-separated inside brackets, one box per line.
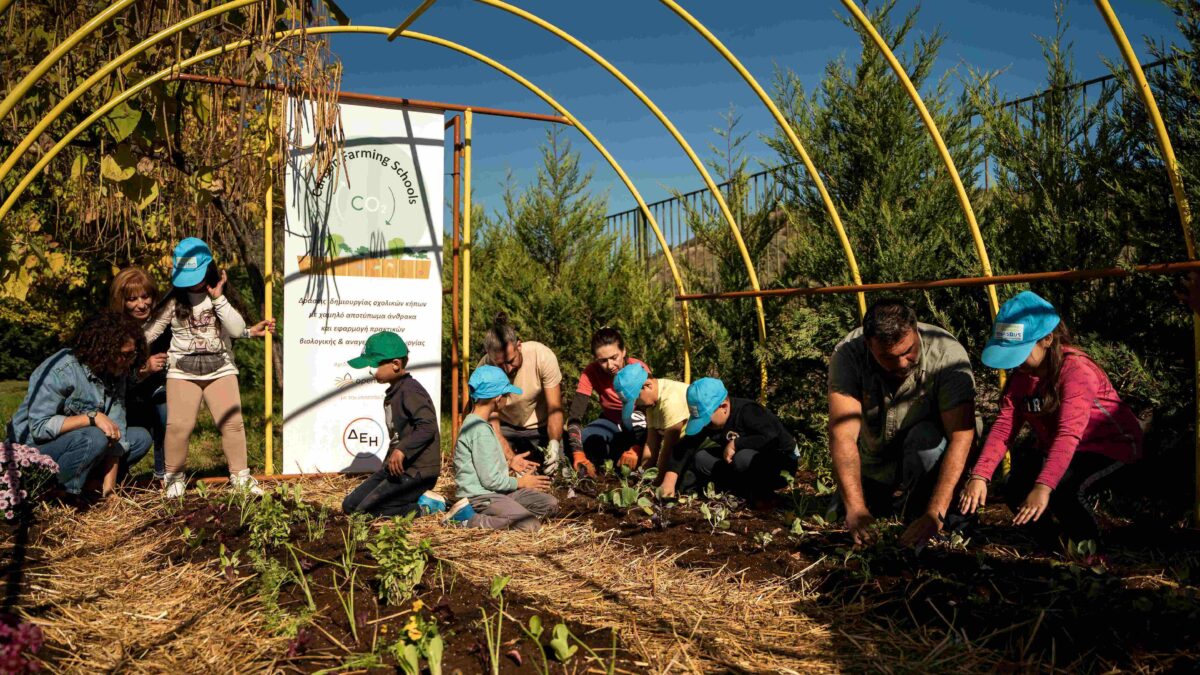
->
[590, 326, 624, 355]
[484, 312, 520, 354]
[1033, 322, 1090, 415]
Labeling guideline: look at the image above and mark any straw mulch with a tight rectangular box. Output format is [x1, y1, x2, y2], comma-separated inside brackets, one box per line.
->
[10, 491, 287, 673]
[300, 474, 841, 673]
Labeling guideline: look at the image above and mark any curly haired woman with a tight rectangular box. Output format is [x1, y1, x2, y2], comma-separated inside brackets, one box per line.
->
[6, 311, 153, 498]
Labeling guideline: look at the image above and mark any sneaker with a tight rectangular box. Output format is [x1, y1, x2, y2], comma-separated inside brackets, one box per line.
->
[417, 490, 447, 515]
[162, 472, 187, 499]
[443, 497, 476, 525]
[228, 468, 264, 496]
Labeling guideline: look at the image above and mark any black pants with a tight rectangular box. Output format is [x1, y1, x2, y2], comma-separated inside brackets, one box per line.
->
[499, 424, 551, 464]
[1005, 447, 1123, 544]
[342, 470, 437, 518]
[676, 438, 797, 499]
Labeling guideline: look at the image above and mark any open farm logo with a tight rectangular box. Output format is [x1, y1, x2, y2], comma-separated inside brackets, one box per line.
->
[342, 417, 385, 457]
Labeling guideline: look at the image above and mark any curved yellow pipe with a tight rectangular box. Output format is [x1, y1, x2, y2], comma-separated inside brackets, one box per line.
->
[839, 0, 1000, 318]
[658, 0, 867, 318]
[388, 0, 438, 41]
[1093, 0, 1200, 521]
[0, 24, 695, 380]
[472, 0, 756, 388]
[0, 0, 262, 186]
[0, 0, 138, 123]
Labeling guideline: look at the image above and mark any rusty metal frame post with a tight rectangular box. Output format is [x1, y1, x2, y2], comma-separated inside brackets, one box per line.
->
[1093, 0, 1200, 522]
[447, 114, 463, 439]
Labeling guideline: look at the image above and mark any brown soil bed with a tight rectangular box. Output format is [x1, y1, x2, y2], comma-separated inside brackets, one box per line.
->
[557, 471, 1200, 672]
[165, 493, 633, 673]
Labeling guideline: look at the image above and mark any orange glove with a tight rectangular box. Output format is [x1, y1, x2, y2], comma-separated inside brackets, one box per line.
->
[618, 448, 640, 470]
[572, 451, 596, 477]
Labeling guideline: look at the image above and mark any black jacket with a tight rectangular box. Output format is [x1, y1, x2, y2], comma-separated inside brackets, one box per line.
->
[384, 374, 441, 480]
[668, 397, 795, 474]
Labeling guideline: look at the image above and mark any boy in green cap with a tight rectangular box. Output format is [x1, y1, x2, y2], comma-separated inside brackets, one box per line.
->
[341, 331, 443, 517]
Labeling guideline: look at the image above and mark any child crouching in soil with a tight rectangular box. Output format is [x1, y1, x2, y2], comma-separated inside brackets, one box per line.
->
[446, 366, 559, 531]
[341, 331, 442, 518]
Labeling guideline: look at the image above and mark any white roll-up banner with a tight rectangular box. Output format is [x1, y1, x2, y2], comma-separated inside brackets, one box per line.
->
[282, 100, 443, 474]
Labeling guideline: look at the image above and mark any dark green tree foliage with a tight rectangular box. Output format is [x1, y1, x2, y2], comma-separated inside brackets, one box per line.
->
[766, 0, 990, 354]
[462, 127, 681, 393]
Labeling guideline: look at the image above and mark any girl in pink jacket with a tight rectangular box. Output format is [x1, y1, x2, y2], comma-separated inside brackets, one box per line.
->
[960, 291, 1141, 545]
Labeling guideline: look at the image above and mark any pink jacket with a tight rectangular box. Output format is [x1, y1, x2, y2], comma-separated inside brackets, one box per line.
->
[972, 348, 1142, 489]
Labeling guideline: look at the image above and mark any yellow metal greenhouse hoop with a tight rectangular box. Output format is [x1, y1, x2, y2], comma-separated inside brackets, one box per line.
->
[839, 0, 1001, 320]
[0, 24, 697, 393]
[1093, 0, 1200, 521]
[658, 0, 868, 319]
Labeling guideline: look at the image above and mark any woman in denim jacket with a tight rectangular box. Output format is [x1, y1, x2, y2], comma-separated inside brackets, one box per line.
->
[7, 311, 153, 498]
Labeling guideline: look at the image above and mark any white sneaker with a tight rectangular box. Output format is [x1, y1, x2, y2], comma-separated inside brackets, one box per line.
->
[229, 468, 264, 496]
[162, 472, 187, 498]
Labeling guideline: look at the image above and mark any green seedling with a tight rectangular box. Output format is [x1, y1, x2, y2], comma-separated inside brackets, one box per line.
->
[179, 525, 205, 549]
[391, 601, 444, 675]
[753, 531, 774, 549]
[480, 575, 511, 675]
[549, 623, 577, 662]
[367, 514, 431, 605]
[517, 615, 551, 675]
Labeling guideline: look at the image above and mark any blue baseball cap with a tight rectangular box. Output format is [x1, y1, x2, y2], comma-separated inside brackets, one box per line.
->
[684, 377, 728, 436]
[982, 291, 1061, 370]
[614, 364, 650, 428]
[171, 237, 213, 288]
[469, 365, 522, 401]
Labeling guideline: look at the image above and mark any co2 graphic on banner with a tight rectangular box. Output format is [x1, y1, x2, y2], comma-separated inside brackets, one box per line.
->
[282, 100, 443, 474]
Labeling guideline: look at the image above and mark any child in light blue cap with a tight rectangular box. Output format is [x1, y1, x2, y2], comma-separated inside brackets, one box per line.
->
[659, 377, 799, 500]
[445, 366, 560, 530]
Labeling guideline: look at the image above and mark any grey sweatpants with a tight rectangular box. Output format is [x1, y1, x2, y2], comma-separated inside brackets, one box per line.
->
[466, 489, 559, 532]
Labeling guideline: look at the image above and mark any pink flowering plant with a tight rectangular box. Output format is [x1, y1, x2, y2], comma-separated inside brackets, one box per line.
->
[1, 443, 59, 521]
[0, 614, 44, 674]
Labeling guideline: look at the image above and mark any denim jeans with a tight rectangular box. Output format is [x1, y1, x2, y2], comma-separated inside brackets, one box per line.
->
[37, 426, 153, 494]
[581, 417, 647, 465]
[342, 470, 438, 518]
[128, 384, 168, 478]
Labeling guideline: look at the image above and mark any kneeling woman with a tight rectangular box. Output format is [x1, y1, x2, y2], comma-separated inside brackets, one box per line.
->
[960, 291, 1141, 545]
[565, 327, 649, 476]
[8, 311, 153, 498]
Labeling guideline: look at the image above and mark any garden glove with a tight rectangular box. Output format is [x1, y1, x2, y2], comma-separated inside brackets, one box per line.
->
[618, 447, 640, 470]
[541, 439, 562, 476]
[572, 451, 596, 478]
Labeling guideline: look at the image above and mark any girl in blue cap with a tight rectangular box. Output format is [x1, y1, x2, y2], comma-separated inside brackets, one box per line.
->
[144, 238, 275, 497]
[446, 365, 559, 530]
[961, 291, 1142, 545]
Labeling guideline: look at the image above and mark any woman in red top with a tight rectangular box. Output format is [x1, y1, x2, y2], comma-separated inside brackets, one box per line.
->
[565, 327, 650, 476]
[960, 291, 1141, 545]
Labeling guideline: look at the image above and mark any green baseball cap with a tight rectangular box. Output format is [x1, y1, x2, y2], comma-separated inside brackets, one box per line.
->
[348, 331, 409, 368]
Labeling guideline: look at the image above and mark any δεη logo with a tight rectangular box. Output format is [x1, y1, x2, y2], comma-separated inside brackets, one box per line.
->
[342, 417, 385, 458]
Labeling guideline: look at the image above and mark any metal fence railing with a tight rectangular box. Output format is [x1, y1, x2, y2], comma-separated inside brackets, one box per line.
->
[605, 56, 1180, 283]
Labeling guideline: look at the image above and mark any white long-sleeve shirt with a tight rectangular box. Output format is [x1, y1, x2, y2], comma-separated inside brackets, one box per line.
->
[145, 293, 247, 380]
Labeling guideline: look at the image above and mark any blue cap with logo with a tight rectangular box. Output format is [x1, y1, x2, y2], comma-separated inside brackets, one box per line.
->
[981, 291, 1061, 370]
[468, 365, 522, 401]
[171, 237, 213, 288]
[684, 377, 728, 436]
[614, 364, 650, 428]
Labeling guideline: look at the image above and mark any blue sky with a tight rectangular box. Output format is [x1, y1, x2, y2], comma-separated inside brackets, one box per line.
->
[322, 0, 1184, 219]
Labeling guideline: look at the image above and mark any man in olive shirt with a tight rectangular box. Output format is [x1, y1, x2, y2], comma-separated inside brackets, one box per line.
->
[828, 299, 977, 549]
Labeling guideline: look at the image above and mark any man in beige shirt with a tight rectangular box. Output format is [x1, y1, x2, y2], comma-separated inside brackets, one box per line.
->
[477, 313, 564, 475]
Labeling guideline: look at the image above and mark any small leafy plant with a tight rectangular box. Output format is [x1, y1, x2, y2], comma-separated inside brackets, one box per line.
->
[390, 600, 444, 675]
[596, 466, 658, 515]
[480, 575, 511, 675]
[248, 490, 292, 551]
[368, 514, 432, 605]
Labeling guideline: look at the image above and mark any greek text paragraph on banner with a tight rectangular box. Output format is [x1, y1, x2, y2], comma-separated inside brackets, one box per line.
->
[283, 99, 443, 474]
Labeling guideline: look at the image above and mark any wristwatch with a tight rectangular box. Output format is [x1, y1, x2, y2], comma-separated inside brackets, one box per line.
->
[86, 411, 97, 426]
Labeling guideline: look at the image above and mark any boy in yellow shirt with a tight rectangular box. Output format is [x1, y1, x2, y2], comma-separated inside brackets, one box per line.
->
[613, 364, 690, 477]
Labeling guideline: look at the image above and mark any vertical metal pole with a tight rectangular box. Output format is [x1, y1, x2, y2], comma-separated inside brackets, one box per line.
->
[263, 98, 275, 477]
[450, 115, 462, 438]
[462, 109, 473, 392]
[1093, 0, 1199, 522]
